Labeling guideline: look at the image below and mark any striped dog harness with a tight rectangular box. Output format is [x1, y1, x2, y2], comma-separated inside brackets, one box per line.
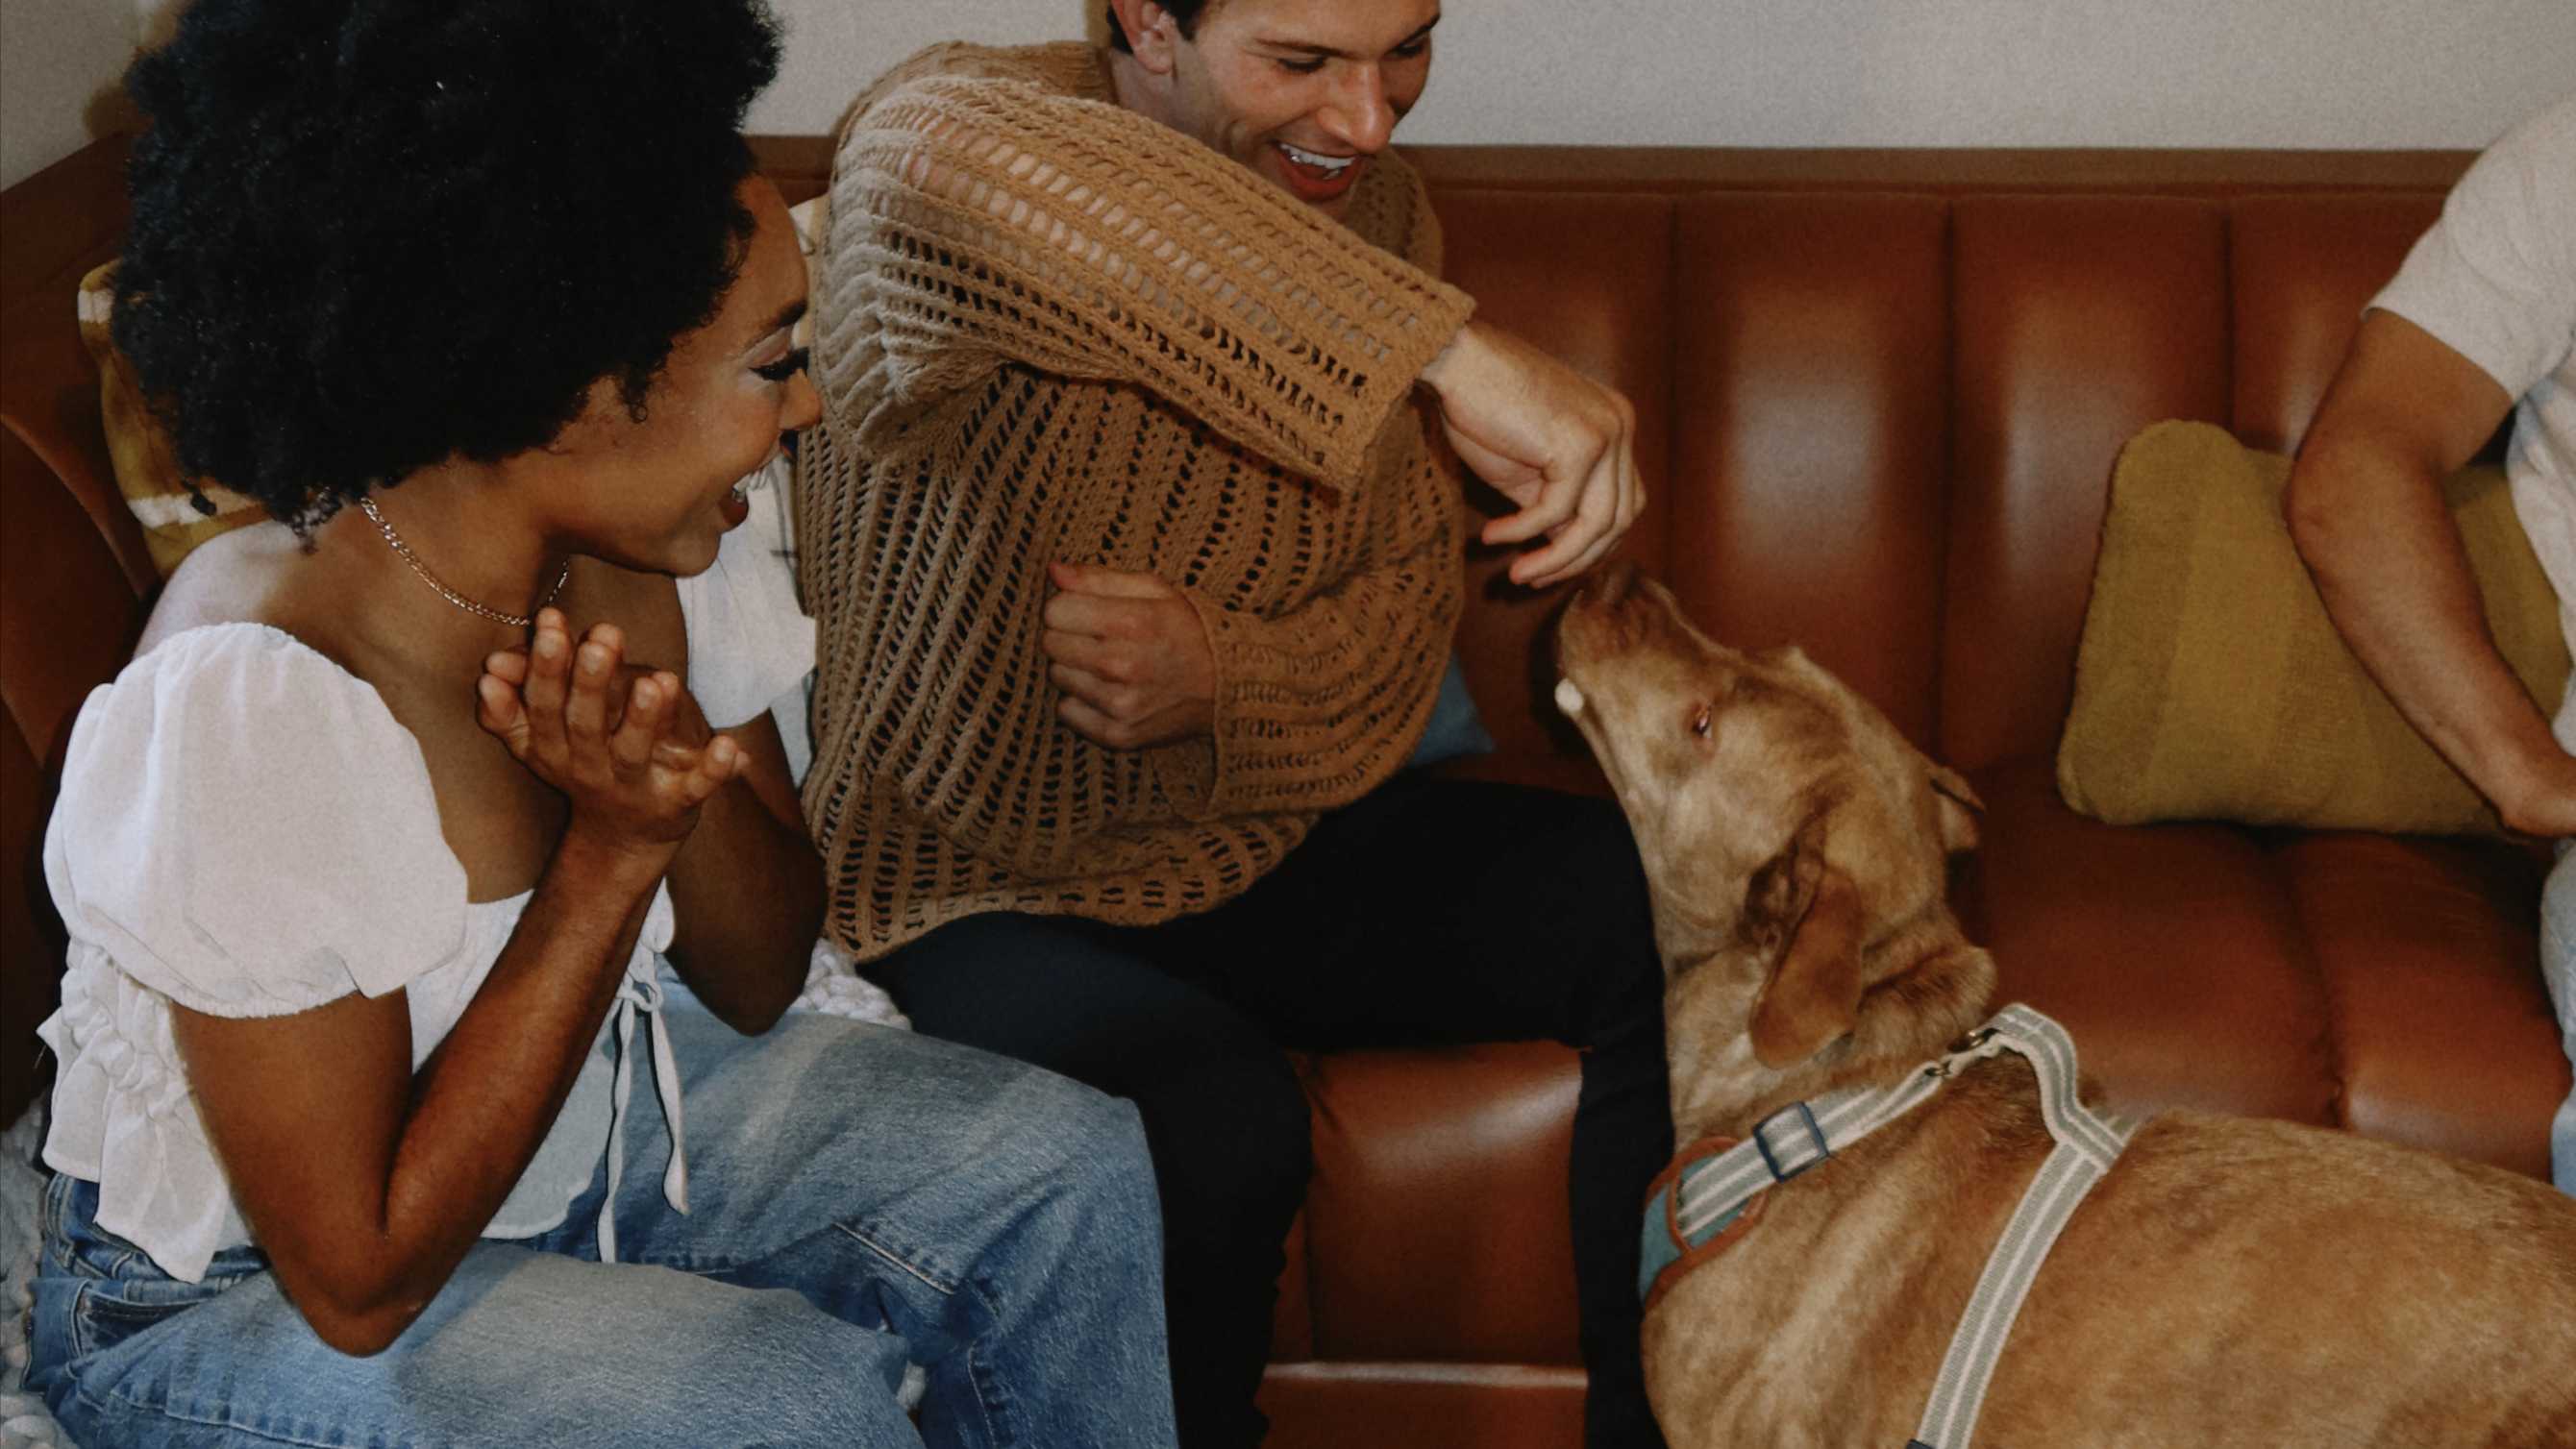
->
[1638, 1003, 2143, 1449]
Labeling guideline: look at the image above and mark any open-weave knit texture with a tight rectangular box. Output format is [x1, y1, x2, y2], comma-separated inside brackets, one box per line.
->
[799, 42, 1477, 960]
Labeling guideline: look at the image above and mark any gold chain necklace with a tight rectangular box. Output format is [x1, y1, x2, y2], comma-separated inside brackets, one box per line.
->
[357, 496, 569, 629]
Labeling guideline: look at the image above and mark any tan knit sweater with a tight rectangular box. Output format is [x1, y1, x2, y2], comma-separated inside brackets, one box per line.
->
[798, 41, 1477, 960]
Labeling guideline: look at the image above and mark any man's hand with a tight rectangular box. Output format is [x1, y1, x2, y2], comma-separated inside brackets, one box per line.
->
[2497, 755, 2576, 840]
[1419, 319, 1646, 588]
[1042, 561, 1217, 749]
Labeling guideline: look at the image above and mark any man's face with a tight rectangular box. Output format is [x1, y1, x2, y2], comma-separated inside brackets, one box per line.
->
[1151, 0, 1439, 219]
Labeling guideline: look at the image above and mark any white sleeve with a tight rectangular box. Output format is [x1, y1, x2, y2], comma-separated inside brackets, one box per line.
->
[41, 624, 470, 1017]
[2372, 94, 2576, 400]
[676, 452, 818, 730]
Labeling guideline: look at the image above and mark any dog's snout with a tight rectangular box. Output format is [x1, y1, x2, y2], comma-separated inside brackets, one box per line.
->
[1559, 560, 1663, 665]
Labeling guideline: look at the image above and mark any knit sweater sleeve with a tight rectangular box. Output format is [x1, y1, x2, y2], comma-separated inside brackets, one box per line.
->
[1147, 152, 1468, 820]
[817, 43, 1475, 491]
[1157, 454, 1464, 821]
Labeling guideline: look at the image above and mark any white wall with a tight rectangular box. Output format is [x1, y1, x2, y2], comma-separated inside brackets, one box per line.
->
[754, 0, 2575, 150]
[0, 0, 139, 189]
[10, 0, 2574, 194]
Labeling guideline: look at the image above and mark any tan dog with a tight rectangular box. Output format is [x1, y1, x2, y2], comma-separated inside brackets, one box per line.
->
[1553, 563, 2576, 1449]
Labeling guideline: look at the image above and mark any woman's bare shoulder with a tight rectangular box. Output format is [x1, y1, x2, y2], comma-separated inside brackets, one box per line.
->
[138, 519, 327, 654]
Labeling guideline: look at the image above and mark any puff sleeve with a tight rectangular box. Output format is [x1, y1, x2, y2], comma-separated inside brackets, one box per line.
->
[37, 624, 470, 1279]
[43, 624, 469, 1014]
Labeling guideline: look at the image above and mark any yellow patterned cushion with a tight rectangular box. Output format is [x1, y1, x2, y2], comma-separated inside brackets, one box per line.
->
[2057, 419, 2568, 836]
[77, 261, 266, 576]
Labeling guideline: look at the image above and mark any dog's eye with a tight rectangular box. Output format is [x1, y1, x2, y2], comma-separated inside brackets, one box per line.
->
[1689, 704, 1712, 738]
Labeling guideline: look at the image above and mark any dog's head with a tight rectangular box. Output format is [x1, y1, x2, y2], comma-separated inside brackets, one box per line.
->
[1554, 564, 1986, 1082]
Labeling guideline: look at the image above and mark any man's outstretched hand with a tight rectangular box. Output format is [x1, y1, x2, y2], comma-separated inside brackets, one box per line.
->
[1420, 319, 1646, 589]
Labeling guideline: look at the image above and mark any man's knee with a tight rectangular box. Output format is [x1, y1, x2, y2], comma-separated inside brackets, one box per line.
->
[1559, 796, 1668, 1010]
[1133, 1047, 1314, 1231]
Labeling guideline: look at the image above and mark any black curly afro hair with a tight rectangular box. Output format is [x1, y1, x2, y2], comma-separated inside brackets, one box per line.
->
[114, 0, 782, 529]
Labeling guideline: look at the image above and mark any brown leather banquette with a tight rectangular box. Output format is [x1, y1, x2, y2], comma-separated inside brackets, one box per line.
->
[5, 135, 2557, 1449]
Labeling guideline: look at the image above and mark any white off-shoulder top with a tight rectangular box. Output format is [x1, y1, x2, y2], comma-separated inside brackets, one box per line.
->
[37, 459, 813, 1283]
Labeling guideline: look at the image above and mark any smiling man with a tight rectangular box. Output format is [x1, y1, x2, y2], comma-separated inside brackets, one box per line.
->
[797, 4, 1672, 1443]
[1108, 0, 1433, 215]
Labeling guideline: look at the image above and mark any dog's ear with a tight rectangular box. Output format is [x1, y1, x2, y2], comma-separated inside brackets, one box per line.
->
[1926, 760, 1983, 854]
[1743, 833, 1866, 1068]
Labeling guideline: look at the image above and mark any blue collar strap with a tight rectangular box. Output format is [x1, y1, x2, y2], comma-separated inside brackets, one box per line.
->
[1637, 1131, 1765, 1313]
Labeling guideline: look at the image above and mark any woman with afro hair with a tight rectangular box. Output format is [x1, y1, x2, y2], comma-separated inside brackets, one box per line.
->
[22, 2, 1179, 1445]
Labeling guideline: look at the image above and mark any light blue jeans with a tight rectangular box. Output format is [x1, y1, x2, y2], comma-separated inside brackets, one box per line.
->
[2546, 842, 2575, 1196]
[28, 1004, 1178, 1447]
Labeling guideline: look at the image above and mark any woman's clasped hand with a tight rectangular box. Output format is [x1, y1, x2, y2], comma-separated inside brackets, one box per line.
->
[477, 611, 743, 850]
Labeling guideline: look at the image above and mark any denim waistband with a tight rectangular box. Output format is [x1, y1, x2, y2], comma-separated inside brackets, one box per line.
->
[40, 1172, 269, 1290]
[32, 1173, 270, 1388]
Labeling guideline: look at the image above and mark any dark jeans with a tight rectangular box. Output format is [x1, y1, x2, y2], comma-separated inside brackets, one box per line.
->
[869, 774, 1674, 1449]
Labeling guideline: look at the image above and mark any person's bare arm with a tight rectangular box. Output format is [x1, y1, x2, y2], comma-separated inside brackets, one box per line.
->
[176, 615, 740, 1356]
[659, 710, 820, 1030]
[2284, 308, 2576, 836]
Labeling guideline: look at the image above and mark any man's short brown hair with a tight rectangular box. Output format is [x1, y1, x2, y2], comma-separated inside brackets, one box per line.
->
[1106, 0, 1213, 52]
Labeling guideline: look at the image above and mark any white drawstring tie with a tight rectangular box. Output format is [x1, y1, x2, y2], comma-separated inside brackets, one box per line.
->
[596, 961, 688, 1263]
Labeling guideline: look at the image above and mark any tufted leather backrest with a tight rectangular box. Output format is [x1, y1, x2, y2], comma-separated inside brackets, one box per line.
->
[0, 136, 2470, 1139]
[1424, 160, 2455, 795]
[1, 136, 152, 1125]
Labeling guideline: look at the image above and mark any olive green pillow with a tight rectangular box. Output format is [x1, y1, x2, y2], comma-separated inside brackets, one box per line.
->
[2057, 419, 2568, 836]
